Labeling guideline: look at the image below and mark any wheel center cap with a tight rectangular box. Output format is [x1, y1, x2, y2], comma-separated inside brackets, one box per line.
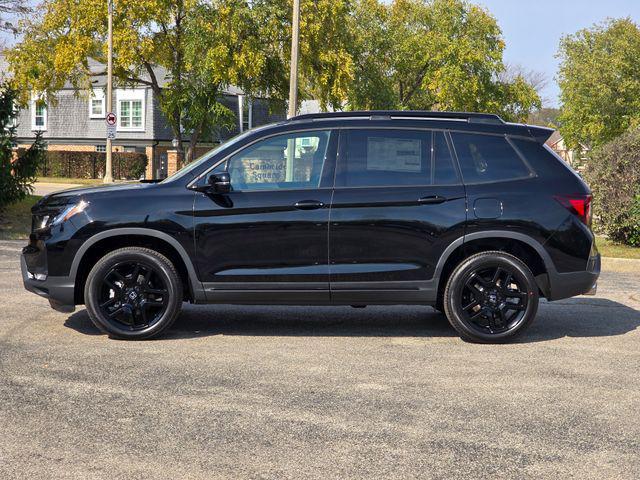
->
[128, 290, 138, 301]
[488, 293, 498, 304]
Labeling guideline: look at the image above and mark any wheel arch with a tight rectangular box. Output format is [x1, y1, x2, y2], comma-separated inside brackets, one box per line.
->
[434, 231, 555, 301]
[71, 228, 203, 305]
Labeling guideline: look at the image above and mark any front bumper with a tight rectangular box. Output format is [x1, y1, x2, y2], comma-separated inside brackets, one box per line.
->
[21, 255, 76, 313]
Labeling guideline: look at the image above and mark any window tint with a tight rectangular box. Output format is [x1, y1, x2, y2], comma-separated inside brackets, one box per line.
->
[338, 129, 458, 187]
[433, 132, 458, 185]
[223, 130, 330, 191]
[451, 133, 531, 183]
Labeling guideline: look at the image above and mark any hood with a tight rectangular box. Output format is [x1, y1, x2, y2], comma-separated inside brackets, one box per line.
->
[33, 181, 156, 212]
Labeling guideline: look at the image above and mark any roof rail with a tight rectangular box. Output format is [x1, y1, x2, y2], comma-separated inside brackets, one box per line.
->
[289, 110, 505, 125]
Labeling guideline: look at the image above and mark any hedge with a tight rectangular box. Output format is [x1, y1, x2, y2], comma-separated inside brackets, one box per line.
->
[584, 127, 640, 247]
[37, 150, 148, 180]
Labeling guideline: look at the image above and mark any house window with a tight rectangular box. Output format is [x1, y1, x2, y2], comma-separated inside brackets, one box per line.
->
[238, 95, 252, 132]
[120, 100, 143, 129]
[89, 89, 105, 118]
[32, 99, 47, 131]
[96, 145, 106, 152]
[116, 89, 145, 131]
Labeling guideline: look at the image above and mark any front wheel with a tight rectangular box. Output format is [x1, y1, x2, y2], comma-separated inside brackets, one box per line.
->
[84, 247, 183, 340]
[443, 251, 539, 343]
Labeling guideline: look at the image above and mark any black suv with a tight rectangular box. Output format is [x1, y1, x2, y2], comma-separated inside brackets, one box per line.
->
[21, 111, 600, 343]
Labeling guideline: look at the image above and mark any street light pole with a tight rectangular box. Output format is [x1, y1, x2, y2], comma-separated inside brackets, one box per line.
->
[287, 0, 300, 119]
[103, 0, 114, 184]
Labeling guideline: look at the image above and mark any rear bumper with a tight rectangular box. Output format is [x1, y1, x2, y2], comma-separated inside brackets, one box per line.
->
[21, 254, 76, 313]
[545, 253, 601, 301]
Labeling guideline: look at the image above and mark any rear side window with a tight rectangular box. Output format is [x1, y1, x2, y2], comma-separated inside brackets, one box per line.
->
[337, 129, 459, 187]
[451, 133, 532, 183]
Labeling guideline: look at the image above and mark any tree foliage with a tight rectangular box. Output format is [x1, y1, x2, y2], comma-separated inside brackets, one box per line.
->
[0, 85, 45, 208]
[585, 128, 640, 247]
[7, 0, 543, 161]
[346, 0, 541, 121]
[7, 0, 354, 161]
[557, 18, 640, 149]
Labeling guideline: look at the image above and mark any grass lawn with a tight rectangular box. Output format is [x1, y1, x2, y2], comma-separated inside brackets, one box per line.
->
[37, 176, 104, 185]
[596, 236, 640, 260]
[0, 195, 42, 240]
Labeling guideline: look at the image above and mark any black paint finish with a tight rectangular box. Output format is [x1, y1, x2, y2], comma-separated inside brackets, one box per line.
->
[21, 112, 600, 312]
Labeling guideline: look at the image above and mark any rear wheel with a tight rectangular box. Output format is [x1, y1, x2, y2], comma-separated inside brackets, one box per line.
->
[84, 247, 183, 340]
[443, 251, 539, 343]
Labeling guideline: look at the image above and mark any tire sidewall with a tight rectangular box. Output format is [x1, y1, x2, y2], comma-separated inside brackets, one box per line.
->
[85, 249, 182, 340]
[444, 253, 539, 343]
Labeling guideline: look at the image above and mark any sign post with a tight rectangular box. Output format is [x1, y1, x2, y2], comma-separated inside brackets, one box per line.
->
[106, 112, 117, 140]
[104, 0, 115, 183]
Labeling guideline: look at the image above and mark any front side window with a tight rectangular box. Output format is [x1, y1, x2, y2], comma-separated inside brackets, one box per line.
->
[337, 129, 459, 187]
[220, 130, 331, 191]
[451, 133, 532, 183]
[118, 100, 143, 130]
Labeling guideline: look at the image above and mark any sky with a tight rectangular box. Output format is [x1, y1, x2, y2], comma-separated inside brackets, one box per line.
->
[474, 0, 640, 107]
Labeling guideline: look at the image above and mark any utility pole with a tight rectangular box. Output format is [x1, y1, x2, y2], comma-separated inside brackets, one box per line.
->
[287, 0, 300, 119]
[103, 0, 114, 183]
[286, 0, 300, 182]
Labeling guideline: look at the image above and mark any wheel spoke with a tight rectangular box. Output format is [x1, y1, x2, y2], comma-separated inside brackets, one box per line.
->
[100, 297, 117, 309]
[130, 265, 141, 286]
[491, 267, 503, 285]
[108, 306, 123, 318]
[504, 302, 526, 311]
[143, 287, 167, 295]
[462, 299, 479, 311]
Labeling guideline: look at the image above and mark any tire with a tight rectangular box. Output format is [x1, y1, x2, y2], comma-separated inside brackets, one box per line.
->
[84, 247, 183, 340]
[443, 251, 539, 343]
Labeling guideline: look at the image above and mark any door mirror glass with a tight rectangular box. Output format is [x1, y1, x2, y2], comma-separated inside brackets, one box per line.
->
[208, 172, 231, 193]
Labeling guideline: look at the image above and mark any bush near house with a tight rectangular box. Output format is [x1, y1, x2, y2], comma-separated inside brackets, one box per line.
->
[585, 127, 640, 247]
[37, 151, 148, 180]
[0, 85, 46, 209]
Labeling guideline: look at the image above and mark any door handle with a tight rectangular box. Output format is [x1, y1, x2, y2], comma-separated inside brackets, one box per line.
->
[418, 195, 448, 205]
[294, 200, 325, 210]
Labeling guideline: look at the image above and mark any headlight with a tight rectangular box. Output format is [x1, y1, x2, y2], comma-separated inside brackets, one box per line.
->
[38, 200, 89, 230]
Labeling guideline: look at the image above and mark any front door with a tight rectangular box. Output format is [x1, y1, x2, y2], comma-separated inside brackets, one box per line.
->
[329, 128, 467, 304]
[193, 129, 336, 303]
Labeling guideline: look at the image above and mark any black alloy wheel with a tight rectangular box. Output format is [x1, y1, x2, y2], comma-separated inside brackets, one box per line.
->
[443, 251, 539, 343]
[98, 261, 169, 331]
[85, 247, 183, 340]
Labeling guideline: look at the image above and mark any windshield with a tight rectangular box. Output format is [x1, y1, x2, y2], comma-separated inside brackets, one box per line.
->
[160, 129, 257, 183]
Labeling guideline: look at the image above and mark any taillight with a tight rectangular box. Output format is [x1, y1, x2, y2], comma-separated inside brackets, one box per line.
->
[554, 194, 592, 226]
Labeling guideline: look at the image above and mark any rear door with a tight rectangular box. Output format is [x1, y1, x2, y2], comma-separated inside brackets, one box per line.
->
[329, 128, 467, 304]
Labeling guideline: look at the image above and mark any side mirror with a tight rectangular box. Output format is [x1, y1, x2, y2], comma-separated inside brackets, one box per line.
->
[208, 172, 231, 193]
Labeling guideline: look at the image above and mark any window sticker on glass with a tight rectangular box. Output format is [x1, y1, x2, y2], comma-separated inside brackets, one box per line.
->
[366, 137, 422, 172]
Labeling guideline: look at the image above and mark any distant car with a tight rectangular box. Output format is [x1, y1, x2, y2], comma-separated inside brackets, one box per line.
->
[21, 111, 600, 343]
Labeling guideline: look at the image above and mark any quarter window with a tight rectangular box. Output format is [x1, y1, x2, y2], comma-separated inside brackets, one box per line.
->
[220, 130, 331, 191]
[337, 129, 459, 187]
[451, 133, 532, 183]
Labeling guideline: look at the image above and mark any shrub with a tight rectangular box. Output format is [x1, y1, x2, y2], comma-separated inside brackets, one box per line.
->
[0, 85, 46, 209]
[38, 150, 147, 180]
[585, 127, 640, 246]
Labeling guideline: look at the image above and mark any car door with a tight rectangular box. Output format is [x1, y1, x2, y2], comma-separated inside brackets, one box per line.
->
[193, 129, 337, 304]
[329, 128, 467, 304]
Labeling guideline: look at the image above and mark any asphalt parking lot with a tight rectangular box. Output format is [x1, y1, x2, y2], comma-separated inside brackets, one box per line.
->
[0, 239, 638, 479]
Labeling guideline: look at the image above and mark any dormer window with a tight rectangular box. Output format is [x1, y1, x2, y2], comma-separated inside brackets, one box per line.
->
[31, 97, 47, 131]
[90, 89, 105, 118]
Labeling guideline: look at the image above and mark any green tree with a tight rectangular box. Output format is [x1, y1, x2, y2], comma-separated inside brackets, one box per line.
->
[585, 127, 640, 246]
[557, 18, 640, 149]
[346, 0, 541, 121]
[0, 85, 45, 208]
[6, 0, 354, 162]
